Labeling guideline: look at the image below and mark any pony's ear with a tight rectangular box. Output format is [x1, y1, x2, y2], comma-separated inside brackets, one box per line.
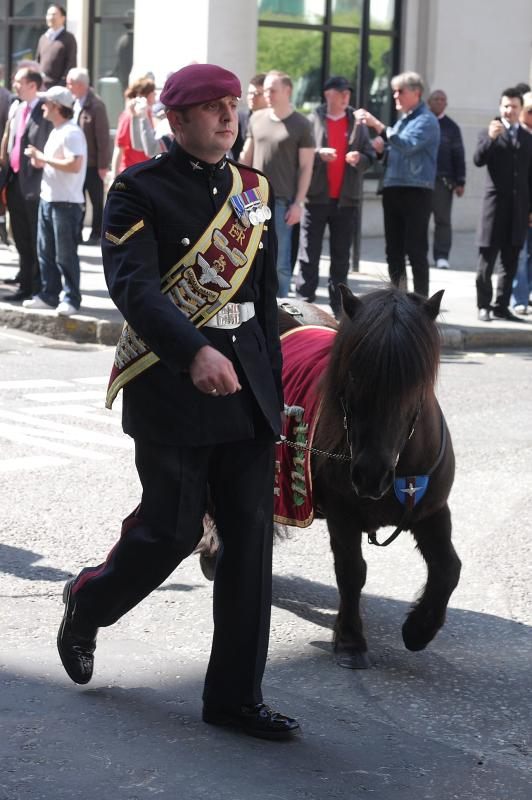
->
[339, 284, 362, 319]
[424, 289, 445, 320]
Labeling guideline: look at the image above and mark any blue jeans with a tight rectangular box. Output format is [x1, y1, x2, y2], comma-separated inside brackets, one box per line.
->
[37, 200, 84, 309]
[274, 199, 293, 297]
[511, 227, 532, 307]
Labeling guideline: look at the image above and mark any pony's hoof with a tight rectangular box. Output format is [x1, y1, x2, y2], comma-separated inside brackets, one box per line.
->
[199, 554, 216, 581]
[335, 650, 371, 670]
[402, 618, 433, 651]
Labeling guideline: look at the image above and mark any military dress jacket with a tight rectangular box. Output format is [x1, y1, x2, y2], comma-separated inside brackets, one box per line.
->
[474, 125, 532, 248]
[102, 142, 283, 446]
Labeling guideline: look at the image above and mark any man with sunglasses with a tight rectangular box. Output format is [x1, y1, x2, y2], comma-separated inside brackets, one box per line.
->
[355, 71, 440, 297]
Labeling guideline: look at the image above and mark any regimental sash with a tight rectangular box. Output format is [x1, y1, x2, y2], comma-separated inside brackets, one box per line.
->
[105, 164, 269, 409]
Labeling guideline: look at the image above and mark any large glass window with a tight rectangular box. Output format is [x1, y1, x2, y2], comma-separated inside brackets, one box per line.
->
[89, 0, 134, 128]
[13, 1, 49, 16]
[257, 0, 400, 119]
[257, 26, 323, 109]
[367, 33, 392, 120]
[259, 0, 325, 25]
[370, 0, 395, 29]
[331, 0, 362, 28]
[0, 0, 49, 87]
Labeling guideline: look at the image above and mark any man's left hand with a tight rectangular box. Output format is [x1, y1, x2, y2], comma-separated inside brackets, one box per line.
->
[285, 203, 302, 226]
[455, 185, 465, 197]
[345, 150, 361, 167]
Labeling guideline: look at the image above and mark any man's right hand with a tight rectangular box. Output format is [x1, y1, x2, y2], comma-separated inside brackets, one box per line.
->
[190, 345, 242, 396]
[488, 119, 504, 140]
[318, 147, 337, 162]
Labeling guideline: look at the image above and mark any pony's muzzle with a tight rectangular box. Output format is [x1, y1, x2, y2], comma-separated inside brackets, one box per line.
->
[350, 463, 395, 501]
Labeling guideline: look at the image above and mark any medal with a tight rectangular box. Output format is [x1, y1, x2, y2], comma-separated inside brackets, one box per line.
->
[231, 188, 269, 228]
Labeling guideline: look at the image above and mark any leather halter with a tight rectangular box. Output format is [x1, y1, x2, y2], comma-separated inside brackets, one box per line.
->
[341, 395, 447, 547]
[368, 411, 447, 547]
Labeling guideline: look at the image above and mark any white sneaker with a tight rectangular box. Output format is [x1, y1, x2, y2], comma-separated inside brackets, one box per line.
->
[435, 258, 450, 269]
[22, 296, 55, 310]
[513, 304, 528, 315]
[56, 301, 78, 317]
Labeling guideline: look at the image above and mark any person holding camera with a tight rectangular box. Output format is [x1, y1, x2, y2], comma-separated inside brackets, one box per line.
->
[355, 71, 439, 297]
[110, 77, 156, 179]
[474, 87, 532, 322]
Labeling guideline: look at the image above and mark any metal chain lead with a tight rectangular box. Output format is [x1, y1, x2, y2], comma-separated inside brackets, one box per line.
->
[280, 437, 351, 462]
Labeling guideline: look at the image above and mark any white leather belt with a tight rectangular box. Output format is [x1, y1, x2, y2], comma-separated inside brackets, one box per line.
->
[204, 302, 255, 329]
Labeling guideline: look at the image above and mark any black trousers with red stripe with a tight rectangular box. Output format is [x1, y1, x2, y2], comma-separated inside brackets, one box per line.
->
[71, 436, 275, 709]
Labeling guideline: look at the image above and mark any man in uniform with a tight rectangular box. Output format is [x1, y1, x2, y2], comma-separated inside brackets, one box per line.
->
[56, 63, 299, 741]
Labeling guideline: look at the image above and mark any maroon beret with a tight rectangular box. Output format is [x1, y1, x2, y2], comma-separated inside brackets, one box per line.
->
[160, 64, 241, 109]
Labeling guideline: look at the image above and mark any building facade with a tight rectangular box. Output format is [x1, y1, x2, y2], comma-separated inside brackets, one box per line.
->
[1, 0, 531, 232]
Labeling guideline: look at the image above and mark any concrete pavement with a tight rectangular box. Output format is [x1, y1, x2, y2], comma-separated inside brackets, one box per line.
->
[0, 229, 531, 349]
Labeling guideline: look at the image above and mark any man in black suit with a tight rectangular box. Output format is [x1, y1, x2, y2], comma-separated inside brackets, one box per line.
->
[36, 4, 77, 89]
[474, 87, 532, 321]
[1, 67, 51, 302]
[56, 63, 299, 741]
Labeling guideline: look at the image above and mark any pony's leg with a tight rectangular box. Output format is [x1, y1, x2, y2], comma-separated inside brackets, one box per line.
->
[403, 504, 461, 651]
[328, 518, 371, 669]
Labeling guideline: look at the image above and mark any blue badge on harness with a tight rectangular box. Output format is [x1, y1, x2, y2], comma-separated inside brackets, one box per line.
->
[394, 475, 430, 507]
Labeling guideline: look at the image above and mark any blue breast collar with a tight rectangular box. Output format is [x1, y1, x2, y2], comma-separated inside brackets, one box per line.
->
[393, 412, 447, 511]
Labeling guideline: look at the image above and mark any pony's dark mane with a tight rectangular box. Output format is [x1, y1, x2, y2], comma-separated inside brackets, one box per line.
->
[315, 288, 441, 455]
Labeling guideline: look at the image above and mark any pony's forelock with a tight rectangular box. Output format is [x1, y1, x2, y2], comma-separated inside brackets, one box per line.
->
[315, 289, 441, 453]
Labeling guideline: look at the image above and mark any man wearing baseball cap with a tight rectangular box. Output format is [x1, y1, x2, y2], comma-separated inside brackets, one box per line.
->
[296, 75, 375, 317]
[23, 84, 87, 316]
[56, 63, 299, 740]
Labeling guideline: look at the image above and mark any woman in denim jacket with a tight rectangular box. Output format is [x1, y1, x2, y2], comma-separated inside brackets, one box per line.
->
[356, 72, 440, 296]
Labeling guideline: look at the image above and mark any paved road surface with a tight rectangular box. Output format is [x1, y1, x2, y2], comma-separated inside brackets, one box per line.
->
[0, 330, 531, 799]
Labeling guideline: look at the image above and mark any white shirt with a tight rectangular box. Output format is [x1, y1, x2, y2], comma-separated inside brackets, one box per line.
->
[45, 26, 65, 40]
[40, 120, 87, 203]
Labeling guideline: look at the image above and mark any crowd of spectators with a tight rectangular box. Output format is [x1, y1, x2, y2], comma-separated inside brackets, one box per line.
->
[0, 7, 530, 321]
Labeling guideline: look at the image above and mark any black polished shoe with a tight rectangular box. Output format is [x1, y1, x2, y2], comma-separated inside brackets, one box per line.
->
[202, 702, 300, 740]
[478, 308, 491, 322]
[57, 579, 98, 685]
[2, 277, 19, 285]
[491, 307, 525, 322]
[2, 290, 31, 302]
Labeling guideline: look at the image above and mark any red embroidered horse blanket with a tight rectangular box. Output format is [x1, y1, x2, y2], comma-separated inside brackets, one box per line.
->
[274, 325, 336, 527]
